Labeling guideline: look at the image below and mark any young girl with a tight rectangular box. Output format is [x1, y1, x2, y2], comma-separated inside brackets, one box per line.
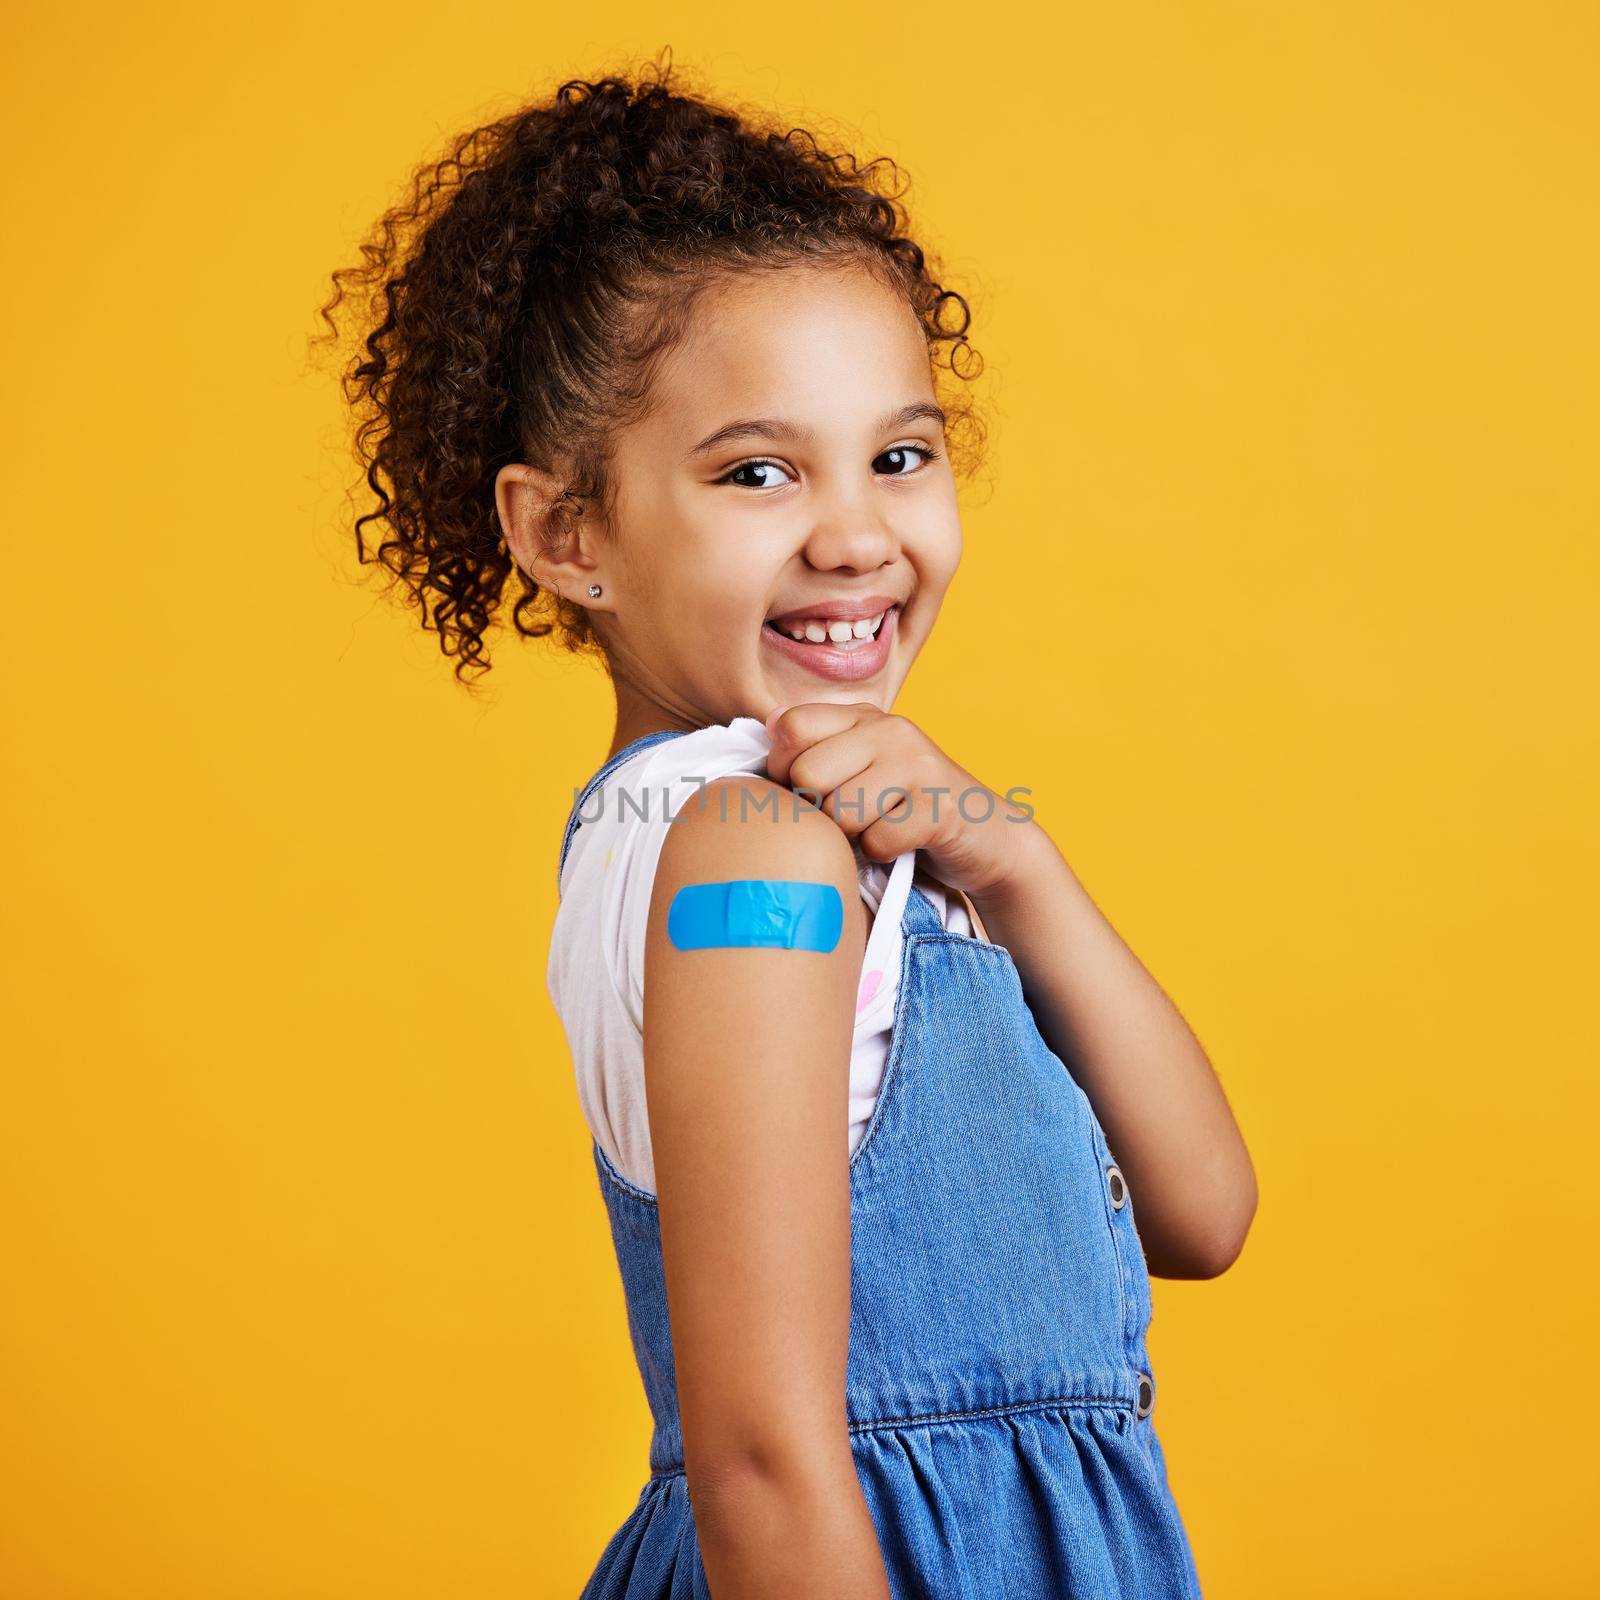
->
[322, 55, 1255, 1599]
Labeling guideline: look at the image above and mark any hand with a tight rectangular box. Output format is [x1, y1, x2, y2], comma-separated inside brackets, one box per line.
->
[762, 702, 1038, 904]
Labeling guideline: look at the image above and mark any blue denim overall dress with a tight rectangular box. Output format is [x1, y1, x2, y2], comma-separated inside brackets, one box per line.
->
[559, 730, 1204, 1599]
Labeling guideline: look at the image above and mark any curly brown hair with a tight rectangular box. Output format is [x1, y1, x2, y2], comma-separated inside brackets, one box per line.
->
[314, 49, 986, 683]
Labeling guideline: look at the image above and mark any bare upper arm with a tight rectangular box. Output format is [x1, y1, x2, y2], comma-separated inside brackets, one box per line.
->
[642, 775, 864, 1484]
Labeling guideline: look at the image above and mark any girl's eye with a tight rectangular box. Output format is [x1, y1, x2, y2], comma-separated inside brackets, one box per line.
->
[874, 443, 941, 476]
[719, 459, 796, 490]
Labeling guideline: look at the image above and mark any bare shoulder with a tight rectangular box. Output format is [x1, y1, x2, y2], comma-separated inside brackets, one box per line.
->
[656, 773, 857, 885]
[642, 771, 866, 1054]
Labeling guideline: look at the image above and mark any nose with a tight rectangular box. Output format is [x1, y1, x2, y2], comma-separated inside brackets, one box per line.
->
[800, 494, 901, 574]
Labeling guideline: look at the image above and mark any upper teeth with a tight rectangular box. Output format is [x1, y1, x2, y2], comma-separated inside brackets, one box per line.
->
[777, 611, 887, 643]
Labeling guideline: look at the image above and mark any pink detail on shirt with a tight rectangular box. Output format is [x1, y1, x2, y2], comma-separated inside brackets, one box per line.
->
[856, 969, 884, 1014]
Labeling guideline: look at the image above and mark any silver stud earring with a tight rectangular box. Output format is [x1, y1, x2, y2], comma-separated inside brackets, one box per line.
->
[588, 584, 602, 598]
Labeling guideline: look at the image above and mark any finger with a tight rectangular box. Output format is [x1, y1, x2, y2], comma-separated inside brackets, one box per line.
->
[764, 701, 874, 786]
[859, 789, 927, 862]
[787, 726, 887, 832]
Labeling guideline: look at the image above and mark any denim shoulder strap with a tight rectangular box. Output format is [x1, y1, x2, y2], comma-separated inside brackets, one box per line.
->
[557, 728, 690, 889]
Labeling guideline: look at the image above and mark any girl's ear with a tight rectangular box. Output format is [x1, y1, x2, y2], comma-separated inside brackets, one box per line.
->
[493, 461, 604, 604]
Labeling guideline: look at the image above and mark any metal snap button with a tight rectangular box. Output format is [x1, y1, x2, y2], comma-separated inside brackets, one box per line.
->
[1135, 1373, 1154, 1419]
[1106, 1164, 1127, 1210]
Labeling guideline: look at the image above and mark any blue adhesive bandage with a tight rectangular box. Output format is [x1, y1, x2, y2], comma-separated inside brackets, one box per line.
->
[667, 879, 844, 953]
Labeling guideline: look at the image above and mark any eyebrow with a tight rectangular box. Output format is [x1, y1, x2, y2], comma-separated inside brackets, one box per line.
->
[685, 401, 948, 460]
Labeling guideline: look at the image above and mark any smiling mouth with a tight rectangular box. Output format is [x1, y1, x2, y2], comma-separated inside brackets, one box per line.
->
[763, 607, 892, 648]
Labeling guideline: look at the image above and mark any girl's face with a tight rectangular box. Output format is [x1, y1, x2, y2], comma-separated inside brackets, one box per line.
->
[597, 263, 962, 729]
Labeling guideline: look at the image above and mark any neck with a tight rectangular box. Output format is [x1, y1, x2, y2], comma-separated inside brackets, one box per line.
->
[606, 679, 703, 762]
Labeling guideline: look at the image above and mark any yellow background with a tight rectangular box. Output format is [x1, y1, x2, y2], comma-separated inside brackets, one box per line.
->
[3, 4, 1596, 1595]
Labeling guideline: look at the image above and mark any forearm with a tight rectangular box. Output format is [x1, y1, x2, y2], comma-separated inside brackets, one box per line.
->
[970, 823, 1257, 1278]
[691, 1449, 891, 1599]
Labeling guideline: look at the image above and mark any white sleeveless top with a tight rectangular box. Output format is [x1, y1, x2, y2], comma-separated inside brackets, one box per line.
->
[546, 716, 974, 1197]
